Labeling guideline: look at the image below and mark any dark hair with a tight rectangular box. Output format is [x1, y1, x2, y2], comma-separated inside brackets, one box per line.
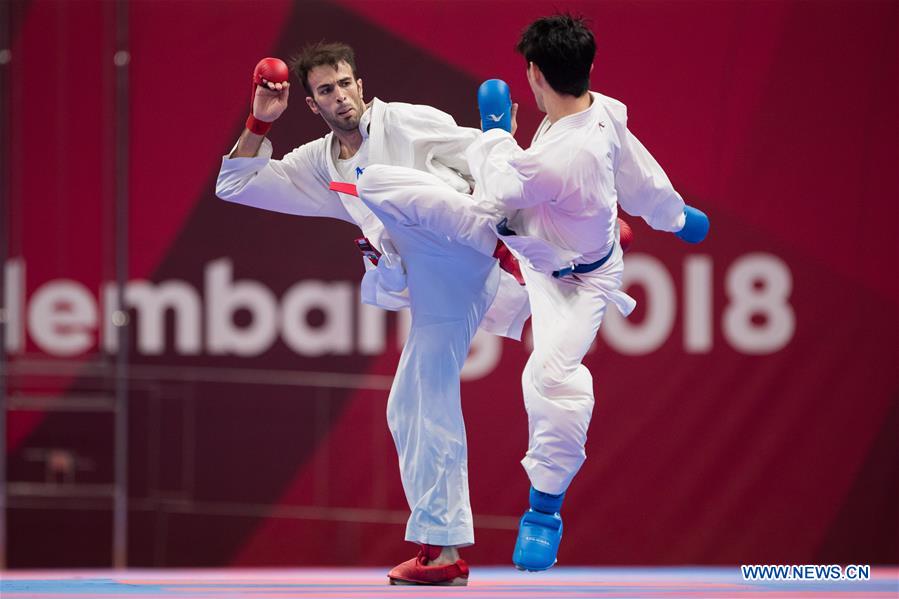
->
[516, 14, 595, 97]
[289, 41, 359, 95]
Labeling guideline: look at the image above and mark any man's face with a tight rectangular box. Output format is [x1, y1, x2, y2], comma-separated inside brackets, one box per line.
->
[305, 61, 365, 132]
[526, 62, 546, 112]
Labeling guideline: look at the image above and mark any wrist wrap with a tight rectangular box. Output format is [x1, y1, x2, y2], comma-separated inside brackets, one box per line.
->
[245, 113, 272, 136]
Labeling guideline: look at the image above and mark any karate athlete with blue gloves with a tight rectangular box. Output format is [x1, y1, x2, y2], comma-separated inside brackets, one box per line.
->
[469, 15, 709, 571]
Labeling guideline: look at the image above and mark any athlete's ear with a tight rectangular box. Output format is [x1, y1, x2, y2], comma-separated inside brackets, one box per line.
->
[306, 96, 319, 115]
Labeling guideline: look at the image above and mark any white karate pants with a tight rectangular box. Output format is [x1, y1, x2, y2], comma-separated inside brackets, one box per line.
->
[357, 165, 500, 547]
[358, 164, 622, 524]
[519, 262, 619, 495]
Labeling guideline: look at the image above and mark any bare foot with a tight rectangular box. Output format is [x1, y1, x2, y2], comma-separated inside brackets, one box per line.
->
[429, 546, 460, 566]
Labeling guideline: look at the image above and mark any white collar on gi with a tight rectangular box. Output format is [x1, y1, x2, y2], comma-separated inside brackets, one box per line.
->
[539, 92, 604, 138]
[358, 101, 374, 140]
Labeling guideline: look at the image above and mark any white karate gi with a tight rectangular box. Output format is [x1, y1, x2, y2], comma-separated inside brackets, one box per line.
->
[216, 98, 530, 547]
[465, 91, 686, 495]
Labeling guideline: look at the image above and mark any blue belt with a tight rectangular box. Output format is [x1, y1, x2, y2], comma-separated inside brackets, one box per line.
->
[496, 217, 517, 237]
[552, 243, 615, 278]
[496, 218, 615, 280]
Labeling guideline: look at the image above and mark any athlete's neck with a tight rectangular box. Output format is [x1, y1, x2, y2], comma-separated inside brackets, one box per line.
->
[331, 100, 374, 160]
[334, 102, 371, 159]
[545, 91, 592, 125]
[335, 130, 363, 159]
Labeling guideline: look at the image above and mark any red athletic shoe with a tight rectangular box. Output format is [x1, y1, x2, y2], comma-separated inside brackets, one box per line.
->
[494, 240, 525, 286]
[387, 544, 469, 586]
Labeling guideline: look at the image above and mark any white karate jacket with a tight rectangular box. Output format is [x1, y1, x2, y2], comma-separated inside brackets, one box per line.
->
[466, 91, 686, 274]
[216, 98, 529, 339]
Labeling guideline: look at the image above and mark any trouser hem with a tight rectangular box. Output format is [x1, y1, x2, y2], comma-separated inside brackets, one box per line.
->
[404, 526, 475, 548]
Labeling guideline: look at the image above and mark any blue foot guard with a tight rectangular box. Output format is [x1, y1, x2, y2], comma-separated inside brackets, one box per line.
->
[513, 487, 565, 571]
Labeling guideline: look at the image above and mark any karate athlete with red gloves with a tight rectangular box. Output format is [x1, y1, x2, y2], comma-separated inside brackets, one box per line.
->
[215, 43, 530, 586]
[468, 15, 710, 571]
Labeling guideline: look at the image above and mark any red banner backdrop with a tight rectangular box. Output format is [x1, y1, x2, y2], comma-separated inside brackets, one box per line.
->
[2, 0, 896, 568]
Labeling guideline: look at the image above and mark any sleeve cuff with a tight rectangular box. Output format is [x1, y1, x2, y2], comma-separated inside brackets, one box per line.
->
[224, 137, 274, 162]
[465, 127, 514, 169]
[481, 127, 513, 141]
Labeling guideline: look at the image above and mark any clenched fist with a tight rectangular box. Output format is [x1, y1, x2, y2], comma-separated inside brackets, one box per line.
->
[251, 57, 290, 123]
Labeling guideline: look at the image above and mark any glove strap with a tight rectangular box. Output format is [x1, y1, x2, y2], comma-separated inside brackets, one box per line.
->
[245, 113, 272, 136]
